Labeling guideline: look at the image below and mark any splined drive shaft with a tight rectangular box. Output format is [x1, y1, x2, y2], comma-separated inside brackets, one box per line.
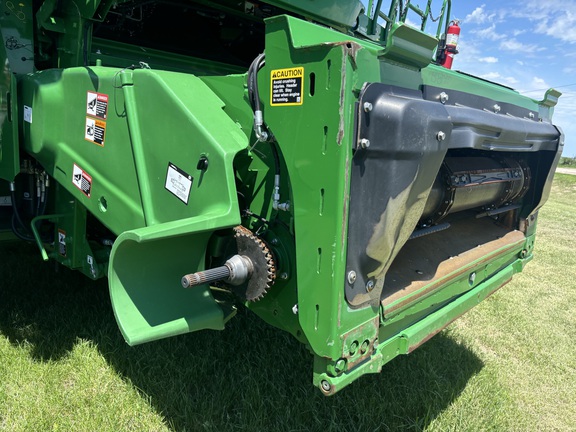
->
[181, 254, 254, 288]
[181, 266, 230, 288]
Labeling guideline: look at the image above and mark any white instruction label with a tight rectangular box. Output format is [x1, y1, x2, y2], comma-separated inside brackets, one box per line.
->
[72, 163, 92, 198]
[165, 162, 192, 204]
[86, 91, 108, 119]
[58, 229, 67, 256]
[85, 117, 106, 146]
[23, 105, 32, 123]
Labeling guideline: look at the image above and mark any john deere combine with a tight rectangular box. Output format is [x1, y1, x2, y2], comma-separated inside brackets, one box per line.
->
[0, 0, 563, 394]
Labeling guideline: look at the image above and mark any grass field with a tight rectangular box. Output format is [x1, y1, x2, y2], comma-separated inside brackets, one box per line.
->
[1, 174, 575, 431]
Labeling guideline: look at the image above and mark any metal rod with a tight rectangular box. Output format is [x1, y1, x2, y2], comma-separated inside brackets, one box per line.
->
[409, 222, 451, 240]
[31, 213, 67, 261]
[476, 204, 521, 219]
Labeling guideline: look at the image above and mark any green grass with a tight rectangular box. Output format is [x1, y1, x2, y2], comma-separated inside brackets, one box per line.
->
[1, 175, 575, 431]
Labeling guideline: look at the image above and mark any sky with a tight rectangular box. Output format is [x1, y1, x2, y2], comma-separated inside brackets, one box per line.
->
[400, 0, 576, 156]
[444, 1, 576, 156]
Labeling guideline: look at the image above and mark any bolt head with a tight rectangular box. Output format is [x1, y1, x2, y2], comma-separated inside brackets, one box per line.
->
[335, 359, 347, 373]
[280, 272, 288, 280]
[363, 102, 373, 112]
[321, 380, 332, 393]
[359, 138, 370, 149]
[292, 304, 298, 314]
[366, 280, 375, 292]
[439, 92, 449, 104]
[494, 104, 501, 113]
[436, 131, 446, 141]
[347, 271, 357, 284]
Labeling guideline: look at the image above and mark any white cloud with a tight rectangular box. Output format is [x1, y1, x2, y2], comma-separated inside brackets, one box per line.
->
[480, 72, 501, 80]
[531, 77, 550, 90]
[479, 72, 518, 87]
[499, 38, 544, 54]
[404, 17, 420, 29]
[471, 23, 500, 41]
[464, 5, 495, 24]
[511, 1, 576, 44]
[517, 77, 551, 94]
[535, 13, 576, 44]
[478, 56, 499, 63]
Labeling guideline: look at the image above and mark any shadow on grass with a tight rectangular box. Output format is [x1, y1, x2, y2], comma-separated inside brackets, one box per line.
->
[0, 243, 483, 431]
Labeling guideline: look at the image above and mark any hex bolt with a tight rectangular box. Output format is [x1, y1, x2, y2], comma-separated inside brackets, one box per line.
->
[366, 280, 375, 292]
[347, 270, 357, 284]
[321, 380, 332, 393]
[335, 359, 347, 374]
[271, 238, 279, 245]
[363, 102, 373, 112]
[436, 131, 446, 141]
[359, 138, 370, 149]
[494, 104, 501, 113]
[529, 112, 535, 119]
[439, 92, 449, 104]
[292, 304, 299, 315]
[469, 272, 476, 286]
[360, 340, 370, 354]
[280, 272, 289, 280]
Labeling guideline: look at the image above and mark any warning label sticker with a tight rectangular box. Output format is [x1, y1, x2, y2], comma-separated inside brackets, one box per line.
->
[85, 117, 106, 146]
[86, 91, 108, 119]
[58, 229, 67, 257]
[23, 105, 32, 123]
[270, 67, 304, 106]
[72, 163, 92, 198]
[165, 162, 193, 204]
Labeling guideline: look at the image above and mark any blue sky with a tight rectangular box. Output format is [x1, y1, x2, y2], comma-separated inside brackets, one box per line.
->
[445, 1, 576, 156]
[394, 1, 576, 156]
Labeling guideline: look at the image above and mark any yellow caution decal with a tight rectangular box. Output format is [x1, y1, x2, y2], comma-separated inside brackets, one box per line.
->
[270, 67, 304, 106]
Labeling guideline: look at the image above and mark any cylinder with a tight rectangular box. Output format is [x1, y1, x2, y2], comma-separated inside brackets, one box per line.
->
[421, 156, 528, 225]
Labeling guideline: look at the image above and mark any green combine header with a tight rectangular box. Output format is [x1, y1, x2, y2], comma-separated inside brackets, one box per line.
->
[0, 0, 563, 394]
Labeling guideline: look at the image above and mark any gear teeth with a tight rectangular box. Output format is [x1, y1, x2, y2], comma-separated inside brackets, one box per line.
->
[232, 225, 277, 302]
